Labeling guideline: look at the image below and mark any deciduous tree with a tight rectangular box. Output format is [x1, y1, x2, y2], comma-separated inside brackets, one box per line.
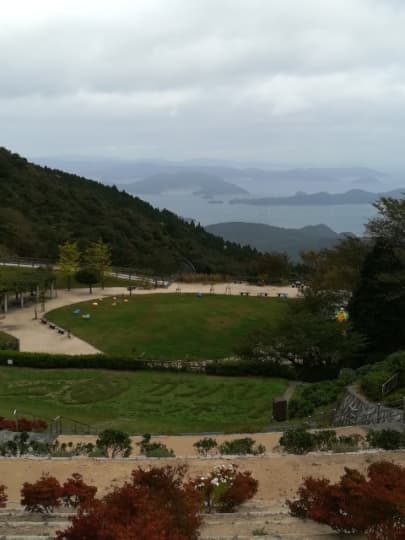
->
[84, 240, 112, 289]
[58, 241, 80, 291]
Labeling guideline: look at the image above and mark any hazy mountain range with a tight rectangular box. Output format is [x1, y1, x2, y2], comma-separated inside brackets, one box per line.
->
[205, 222, 349, 261]
[230, 188, 405, 206]
[33, 157, 400, 195]
[120, 172, 247, 197]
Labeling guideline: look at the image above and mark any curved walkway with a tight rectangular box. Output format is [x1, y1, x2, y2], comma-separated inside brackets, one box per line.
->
[0, 282, 299, 355]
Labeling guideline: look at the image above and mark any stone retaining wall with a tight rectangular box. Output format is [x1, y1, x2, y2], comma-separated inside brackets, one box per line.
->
[334, 386, 404, 426]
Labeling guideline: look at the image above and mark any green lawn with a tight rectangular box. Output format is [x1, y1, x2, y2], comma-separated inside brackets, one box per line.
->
[0, 367, 287, 434]
[47, 293, 289, 360]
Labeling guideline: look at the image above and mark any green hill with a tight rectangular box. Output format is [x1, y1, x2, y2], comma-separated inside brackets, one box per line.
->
[0, 148, 256, 275]
[206, 222, 349, 261]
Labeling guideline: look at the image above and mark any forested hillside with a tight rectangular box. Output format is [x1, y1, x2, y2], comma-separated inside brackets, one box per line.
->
[0, 148, 257, 275]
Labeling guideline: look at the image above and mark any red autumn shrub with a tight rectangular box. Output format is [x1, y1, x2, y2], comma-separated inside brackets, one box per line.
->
[56, 465, 201, 540]
[17, 418, 33, 432]
[191, 464, 258, 513]
[0, 419, 16, 431]
[0, 485, 7, 508]
[288, 461, 405, 536]
[0, 417, 47, 432]
[31, 419, 48, 432]
[21, 474, 62, 513]
[62, 473, 97, 508]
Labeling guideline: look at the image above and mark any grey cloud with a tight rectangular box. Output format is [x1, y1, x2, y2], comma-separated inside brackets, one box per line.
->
[2, 0, 405, 166]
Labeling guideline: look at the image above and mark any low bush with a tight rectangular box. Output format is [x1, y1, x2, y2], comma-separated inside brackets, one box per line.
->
[191, 464, 258, 513]
[193, 437, 218, 456]
[137, 433, 175, 457]
[57, 465, 202, 540]
[280, 428, 364, 454]
[96, 429, 132, 458]
[0, 485, 7, 508]
[331, 434, 364, 453]
[219, 437, 265, 456]
[62, 474, 97, 508]
[287, 461, 405, 538]
[0, 330, 19, 351]
[279, 428, 315, 454]
[288, 379, 347, 419]
[21, 474, 62, 513]
[367, 429, 404, 450]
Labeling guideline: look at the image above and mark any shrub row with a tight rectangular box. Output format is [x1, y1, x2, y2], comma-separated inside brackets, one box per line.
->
[367, 428, 405, 450]
[279, 427, 364, 454]
[205, 359, 297, 379]
[0, 350, 147, 370]
[0, 417, 47, 432]
[0, 350, 298, 379]
[193, 437, 266, 456]
[280, 426, 405, 454]
[0, 331, 19, 351]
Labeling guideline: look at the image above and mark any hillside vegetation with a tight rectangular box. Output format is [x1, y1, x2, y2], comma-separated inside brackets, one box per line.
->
[206, 222, 347, 261]
[0, 148, 256, 275]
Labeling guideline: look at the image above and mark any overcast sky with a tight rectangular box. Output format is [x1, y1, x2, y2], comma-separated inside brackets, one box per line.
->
[2, 0, 405, 167]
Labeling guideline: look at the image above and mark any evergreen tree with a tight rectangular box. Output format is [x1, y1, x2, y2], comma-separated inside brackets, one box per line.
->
[349, 239, 405, 353]
[349, 196, 405, 353]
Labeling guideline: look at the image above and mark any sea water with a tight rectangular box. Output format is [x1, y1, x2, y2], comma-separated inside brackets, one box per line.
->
[140, 193, 377, 235]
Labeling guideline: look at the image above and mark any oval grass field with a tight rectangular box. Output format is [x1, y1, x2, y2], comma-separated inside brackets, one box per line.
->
[47, 293, 290, 360]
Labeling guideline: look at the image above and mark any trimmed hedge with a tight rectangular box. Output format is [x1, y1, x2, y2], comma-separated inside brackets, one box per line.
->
[0, 331, 19, 351]
[0, 351, 298, 379]
[0, 350, 149, 371]
[205, 359, 297, 380]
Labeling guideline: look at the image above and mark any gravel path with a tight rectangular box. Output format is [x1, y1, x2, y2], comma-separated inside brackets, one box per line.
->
[0, 282, 299, 355]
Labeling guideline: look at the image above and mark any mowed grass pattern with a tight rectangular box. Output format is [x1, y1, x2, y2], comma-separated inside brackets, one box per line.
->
[0, 368, 287, 433]
[47, 294, 289, 359]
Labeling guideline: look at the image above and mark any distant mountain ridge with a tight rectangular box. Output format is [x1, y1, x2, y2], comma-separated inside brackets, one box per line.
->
[230, 188, 405, 206]
[120, 172, 248, 197]
[33, 157, 392, 194]
[205, 222, 350, 261]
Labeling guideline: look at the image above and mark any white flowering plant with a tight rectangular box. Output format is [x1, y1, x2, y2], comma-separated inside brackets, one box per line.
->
[191, 464, 258, 513]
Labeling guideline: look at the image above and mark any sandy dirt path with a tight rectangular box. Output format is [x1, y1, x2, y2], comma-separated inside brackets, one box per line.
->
[0, 282, 299, 355]
[1, 448, 403, 505]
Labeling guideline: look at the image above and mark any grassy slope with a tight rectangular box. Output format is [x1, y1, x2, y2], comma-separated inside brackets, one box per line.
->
[47, 294, 289, 360]
[0, 367, 287, 433]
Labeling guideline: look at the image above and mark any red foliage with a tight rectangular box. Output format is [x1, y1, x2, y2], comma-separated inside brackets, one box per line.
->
[56, 465, 201, 540]
[0, 417, 47, 432]
[62, 473, 97, 508]
[21, 474, 62, 513]
[288, 461, 405, 536]
[0, 485, 7, 508]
